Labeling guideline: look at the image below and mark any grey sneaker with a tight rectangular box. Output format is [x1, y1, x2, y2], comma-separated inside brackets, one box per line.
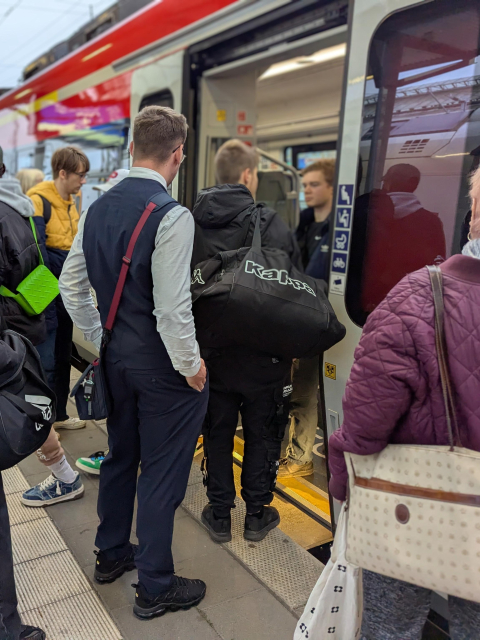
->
[54, 417, 86, 430]
[277, 458, 314, 479]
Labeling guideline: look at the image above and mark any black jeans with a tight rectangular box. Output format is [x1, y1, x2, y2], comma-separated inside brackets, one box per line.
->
[54, 296, 73, 421]
[0, 475, 21, 640]
[203, 349, 291, 517]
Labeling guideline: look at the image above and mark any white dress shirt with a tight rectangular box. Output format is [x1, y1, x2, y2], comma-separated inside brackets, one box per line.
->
[59, 167, 201, 377]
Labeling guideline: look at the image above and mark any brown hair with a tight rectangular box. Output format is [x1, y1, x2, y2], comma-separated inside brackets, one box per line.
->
[133, 105, 188, 164]
[16, 168, 44, 194]
[301, 159, 336, 186]
[51, 147, 90, 179]
[215, 139, 259, 184]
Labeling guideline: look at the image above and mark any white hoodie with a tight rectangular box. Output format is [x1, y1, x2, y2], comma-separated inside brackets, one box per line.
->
[0, 176, 34, 218]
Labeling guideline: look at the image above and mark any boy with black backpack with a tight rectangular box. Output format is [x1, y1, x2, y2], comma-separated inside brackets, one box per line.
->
[193, 139, 301, 543]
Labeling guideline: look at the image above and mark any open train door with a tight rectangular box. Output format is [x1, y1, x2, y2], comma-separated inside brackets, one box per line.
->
[197, 67, 258, 191]
[324, 0, 480, 616]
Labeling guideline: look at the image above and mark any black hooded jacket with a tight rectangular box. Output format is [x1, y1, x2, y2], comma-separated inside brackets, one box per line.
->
[192, 184, 302, 269]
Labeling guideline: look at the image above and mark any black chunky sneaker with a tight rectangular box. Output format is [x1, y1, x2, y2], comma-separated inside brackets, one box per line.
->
[19, 626, 46, 640]
[94, 544, 138, 583]
[244, 506, 280, 542]
[133, 576, 207, 620]
[201, 503, 232, 543]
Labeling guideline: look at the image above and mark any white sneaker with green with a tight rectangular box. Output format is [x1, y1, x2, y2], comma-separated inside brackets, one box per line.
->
[75, 450, 107, 475]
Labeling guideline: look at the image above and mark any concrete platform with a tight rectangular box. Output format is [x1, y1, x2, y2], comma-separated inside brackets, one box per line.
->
[8, 383, 326, 639]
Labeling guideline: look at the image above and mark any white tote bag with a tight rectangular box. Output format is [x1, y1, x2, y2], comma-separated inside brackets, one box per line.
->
[294, 504, 363, 640]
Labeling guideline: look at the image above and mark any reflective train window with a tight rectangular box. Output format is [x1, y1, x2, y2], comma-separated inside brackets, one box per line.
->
[346, 0, 480, 326]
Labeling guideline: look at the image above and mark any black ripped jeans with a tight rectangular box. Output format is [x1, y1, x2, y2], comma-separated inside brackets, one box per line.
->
[202, 347, 292, 517]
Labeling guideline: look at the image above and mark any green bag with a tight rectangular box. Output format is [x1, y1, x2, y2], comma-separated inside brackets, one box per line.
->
[0, 218, 59, 316]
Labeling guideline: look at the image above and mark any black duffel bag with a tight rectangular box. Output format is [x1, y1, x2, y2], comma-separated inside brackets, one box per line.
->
[191, 214, 346, 359]
[0, 330, 55, 471]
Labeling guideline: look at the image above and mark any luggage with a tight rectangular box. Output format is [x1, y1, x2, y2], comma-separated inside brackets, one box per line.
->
[344, 266, 480, 604]
[191, 213, 346, 359]
[0, 330, 55, 471]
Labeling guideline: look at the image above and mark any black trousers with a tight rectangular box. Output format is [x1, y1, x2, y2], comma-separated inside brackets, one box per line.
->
[203, 349, 291, 517]
[0, 475, 21, 640]
[95, 353, 208, 596]
[54, 296, 73, 421]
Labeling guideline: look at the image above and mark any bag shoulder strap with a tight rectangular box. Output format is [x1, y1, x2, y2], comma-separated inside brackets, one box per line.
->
[38, 195, 52, 224]
[28, 217, 44, 266]
[103, 193, 176, 334]
[427, 265, 462, 448]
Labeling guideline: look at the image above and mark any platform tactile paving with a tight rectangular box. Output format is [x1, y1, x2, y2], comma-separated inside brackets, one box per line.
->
[6, 492, 48, 526]
[12, 518, 68, 565]
[2, 466, 29, 495]
[182, 481, 323, 612]
[21, 591, 122, 640]
[14, 550, 92, 613]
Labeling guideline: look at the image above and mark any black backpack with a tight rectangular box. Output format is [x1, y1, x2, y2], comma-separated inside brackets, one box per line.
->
[0, 330, 55, 471]
[191, 214, 346, 359]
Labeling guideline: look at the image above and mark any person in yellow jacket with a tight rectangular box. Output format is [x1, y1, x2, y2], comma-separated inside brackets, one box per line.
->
[28, 146, 90, 430]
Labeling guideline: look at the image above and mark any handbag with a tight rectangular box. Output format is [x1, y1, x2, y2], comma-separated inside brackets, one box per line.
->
[344, 265, 480, 603]
[0, 330, 55, 471]
[70, 199, 161, 421]
[295, 504, 363, 640]
[0, 217, 59, 316]
[191, 211, 346, 359]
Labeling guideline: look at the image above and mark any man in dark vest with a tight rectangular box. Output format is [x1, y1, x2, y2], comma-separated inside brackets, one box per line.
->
[59, 106, 208, 620]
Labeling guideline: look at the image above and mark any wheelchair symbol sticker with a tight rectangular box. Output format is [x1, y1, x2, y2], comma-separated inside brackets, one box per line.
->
[325, 362, 336, 380]
[331, 252, 347, 274]
[337, 184, 354, 207]
[334, 230, 350, 252]
[336, 207, 351, 229]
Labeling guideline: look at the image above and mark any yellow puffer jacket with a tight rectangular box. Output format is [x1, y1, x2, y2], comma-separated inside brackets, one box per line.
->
[27, 181, 79, 251]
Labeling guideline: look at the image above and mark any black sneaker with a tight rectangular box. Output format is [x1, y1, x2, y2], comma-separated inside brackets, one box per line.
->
[20, 626, 46, 640]
[201, 504, 232, 543]
[94, 544, 138, 583]
[133, 576, 207, 620]
[244, 506, 280, 542]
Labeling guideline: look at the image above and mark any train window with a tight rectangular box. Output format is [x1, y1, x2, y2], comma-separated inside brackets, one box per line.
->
[346, 0, 480, 326]
[139, 90, 174, 111]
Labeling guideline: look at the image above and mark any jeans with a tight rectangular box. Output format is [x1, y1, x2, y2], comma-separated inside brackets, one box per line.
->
[0, 475, 21, 640]
[54, 296, 73, 422]
[285, 356, 322, 464]
[361, 570, 480, 640]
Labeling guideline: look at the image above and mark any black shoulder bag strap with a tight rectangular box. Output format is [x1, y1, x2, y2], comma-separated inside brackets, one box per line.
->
[38, 195, 52, 224]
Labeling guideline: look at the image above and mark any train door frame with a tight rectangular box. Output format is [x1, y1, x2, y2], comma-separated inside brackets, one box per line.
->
[182, 0, 350, 530]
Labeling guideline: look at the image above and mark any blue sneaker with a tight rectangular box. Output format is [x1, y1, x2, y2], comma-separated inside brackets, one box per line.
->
[21, 473, 84, 507]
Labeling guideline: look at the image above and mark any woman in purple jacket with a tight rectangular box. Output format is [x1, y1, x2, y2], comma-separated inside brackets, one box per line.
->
[329, 169, 480, 639]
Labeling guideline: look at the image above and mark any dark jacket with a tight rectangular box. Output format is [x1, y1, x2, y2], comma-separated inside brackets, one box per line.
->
[0, 181, 46, 345]
[192, 184, 302, 269]
[296, 207, 331, 279]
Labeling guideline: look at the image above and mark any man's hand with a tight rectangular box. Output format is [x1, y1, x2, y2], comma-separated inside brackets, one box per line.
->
[186, 358, 207, 392]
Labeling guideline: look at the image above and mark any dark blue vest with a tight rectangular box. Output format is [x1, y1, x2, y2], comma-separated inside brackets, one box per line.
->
[83, 177, 177, 367]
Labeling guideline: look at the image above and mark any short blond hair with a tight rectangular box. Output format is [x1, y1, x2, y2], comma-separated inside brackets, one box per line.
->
[301, 159, 336, 186]
[133, 105, 188, 164]
[215, 139, 259, 184]
[16, 168, 44, 194]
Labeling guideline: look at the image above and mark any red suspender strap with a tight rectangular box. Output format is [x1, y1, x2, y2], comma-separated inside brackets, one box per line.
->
[104, 201, 157, 332]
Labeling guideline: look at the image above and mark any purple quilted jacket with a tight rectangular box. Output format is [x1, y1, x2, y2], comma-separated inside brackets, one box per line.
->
[329, 254, 480, 501]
